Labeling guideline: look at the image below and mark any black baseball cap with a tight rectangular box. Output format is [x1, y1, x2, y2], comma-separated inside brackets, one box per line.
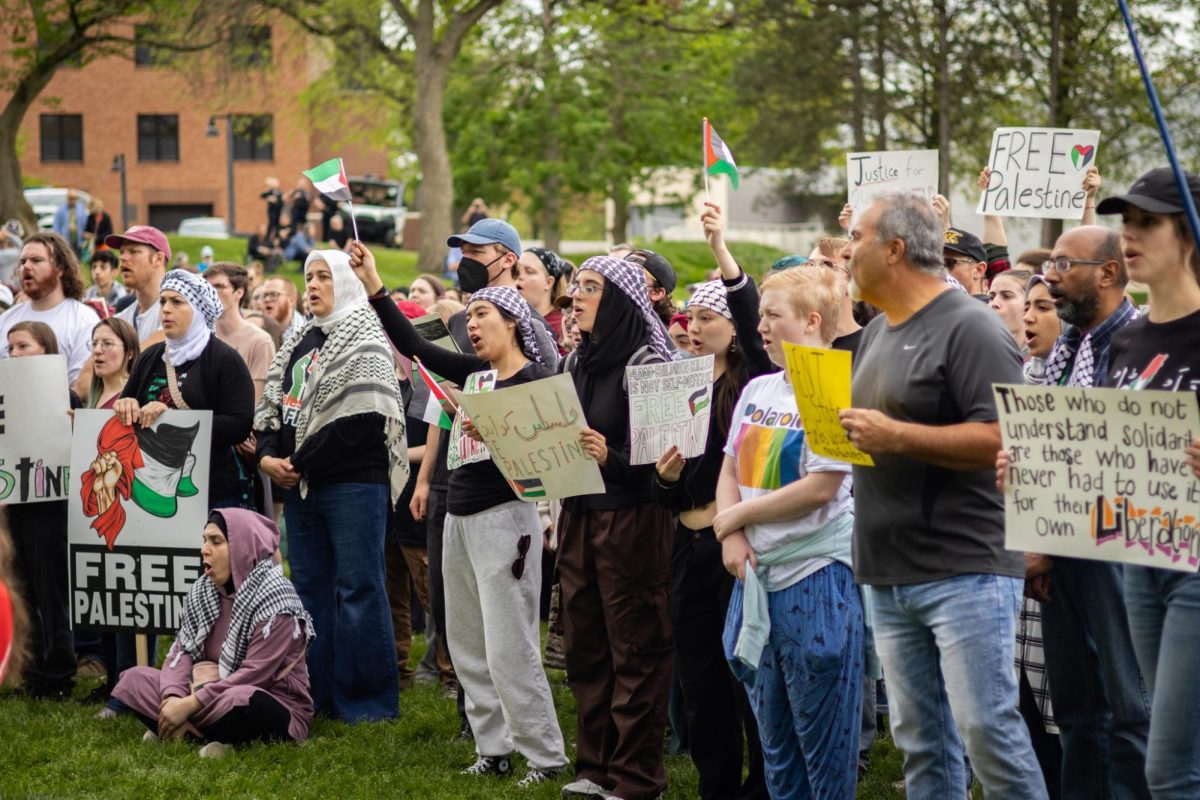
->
[1096, 167, 1200, 216]
[624, 249, 677, 294]
[943, 228, 986, 264]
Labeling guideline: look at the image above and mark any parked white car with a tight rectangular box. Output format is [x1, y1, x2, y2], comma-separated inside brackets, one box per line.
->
[25, 187, 92, 231]
[177, 217, 230, 239]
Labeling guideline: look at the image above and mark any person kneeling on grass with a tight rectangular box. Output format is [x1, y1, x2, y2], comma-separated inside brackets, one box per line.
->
[109, 509, 314, 757]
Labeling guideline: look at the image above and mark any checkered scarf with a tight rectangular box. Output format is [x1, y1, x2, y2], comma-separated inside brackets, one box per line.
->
[171, 558, 314, 679]
[577, 256, 672, 361]
[686, 280, 732, 320]
[1042, 299, 1139, 388]
[469, 286, 543, 364]
[160, 269, 222, 365]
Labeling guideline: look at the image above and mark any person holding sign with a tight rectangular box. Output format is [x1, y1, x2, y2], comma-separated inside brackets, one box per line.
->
[652, 202, 773, 800]
[348, 242, 569, 786]
[714, 265, 860, 798]
[841, 193, 1047, 799]
[110, 509, 314, 755]
[1098, 168, 1200, 798]
[254, 250, 408, 725]
[556, 255, 675, 800]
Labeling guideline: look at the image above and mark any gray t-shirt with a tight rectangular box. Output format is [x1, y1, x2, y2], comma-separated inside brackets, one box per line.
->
[850, 289, 1024, 585]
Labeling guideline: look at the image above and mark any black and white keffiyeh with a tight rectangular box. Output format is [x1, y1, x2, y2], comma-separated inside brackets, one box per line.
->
[1042, 299, 1139, 387]
[469, 286, 543, 364]
[577, 256, 673, 361]
[160, 269, 223, 365]
[686, 280, 732, 320]
[171, 558, 314, 679]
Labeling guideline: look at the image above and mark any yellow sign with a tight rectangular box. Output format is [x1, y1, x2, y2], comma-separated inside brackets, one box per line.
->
[783, 343, 874, 466]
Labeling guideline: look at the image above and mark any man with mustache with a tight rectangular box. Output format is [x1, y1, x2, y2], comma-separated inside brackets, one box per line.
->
[1035, 224, 1151, 800]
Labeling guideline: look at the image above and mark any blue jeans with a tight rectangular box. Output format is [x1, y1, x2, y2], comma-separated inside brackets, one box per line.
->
[284, 482, 398, 723]
[872, 573, 1047, 800]
[1041, 559, 1151, 800]
[1124, 567, 1200, 799]
[724, 562, 863, 800]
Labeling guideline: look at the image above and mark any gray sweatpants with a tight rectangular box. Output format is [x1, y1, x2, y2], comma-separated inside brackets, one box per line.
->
[444, 500, 568, 769]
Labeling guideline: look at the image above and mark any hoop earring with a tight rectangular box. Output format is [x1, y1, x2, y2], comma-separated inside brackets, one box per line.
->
[729, 336, 738, 354]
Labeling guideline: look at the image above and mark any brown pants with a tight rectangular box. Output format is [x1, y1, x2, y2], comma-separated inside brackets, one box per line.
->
[558, 503, 674, 800]
[384, 539, 447, 687]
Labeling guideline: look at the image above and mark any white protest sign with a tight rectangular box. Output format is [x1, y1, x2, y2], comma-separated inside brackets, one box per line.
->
[995, 385, 1200, 572]
[68, 409, 213, 633]
[454, 373, 604, 501]
[447, 369, 496, 470]
[977, 127, 1101, 219]
[626, 355, 713, 465]
[0, 355, 72, 504]
[846, 150, 939, 208]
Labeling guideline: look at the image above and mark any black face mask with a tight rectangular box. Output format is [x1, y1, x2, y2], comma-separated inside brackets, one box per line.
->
[458, 253, 507, 294]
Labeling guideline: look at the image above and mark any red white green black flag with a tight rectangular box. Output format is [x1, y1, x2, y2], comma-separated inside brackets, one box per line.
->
[703, 118, 739, 190]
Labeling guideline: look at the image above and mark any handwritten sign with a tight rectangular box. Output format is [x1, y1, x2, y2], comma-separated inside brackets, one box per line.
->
[447, 369, 496, 470]
[846, 149, 938, 209]
[995, 385, 1200, 572]
[978, 127, 1101, 219]
[68, 409, 213, 633]
[626, 355, 713, 465]
[454, 373, 604, 501]
[783, 343, 873, 466]
[0, 355, 72, 504]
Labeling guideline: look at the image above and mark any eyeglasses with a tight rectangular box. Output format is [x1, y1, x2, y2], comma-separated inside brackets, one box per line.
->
[944, 256, 976, 269]
[1042, 257, 1107, 275]
[809, 258, 849, 274]
[511, 534, 532, 580]
[89, 339, 122, 352]
[567, 282, 603, 299]
[260, 291, 283, 300]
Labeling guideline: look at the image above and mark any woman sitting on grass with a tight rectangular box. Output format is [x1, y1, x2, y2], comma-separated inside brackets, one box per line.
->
[109, 509, 314, 758]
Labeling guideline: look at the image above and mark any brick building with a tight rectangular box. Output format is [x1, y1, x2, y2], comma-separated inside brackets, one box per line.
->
[13, 17, 387, 236]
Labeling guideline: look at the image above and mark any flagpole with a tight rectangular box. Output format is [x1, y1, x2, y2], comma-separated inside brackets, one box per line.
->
[348, 198, 361, 243]
[702, 117, 710, 203]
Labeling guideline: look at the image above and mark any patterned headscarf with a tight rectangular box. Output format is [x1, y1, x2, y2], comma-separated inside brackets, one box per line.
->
[469, 286, 543, 364]
[576, 256, 672, 361]
[526, 247, 566, 278]
[160, 269, 222, 365]
[686, 280, 732, 320]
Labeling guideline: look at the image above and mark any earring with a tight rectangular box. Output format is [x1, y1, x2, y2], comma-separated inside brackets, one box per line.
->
[729, 336, 738, 353]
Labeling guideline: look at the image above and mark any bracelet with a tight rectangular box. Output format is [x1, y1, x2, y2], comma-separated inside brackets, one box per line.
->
[369, 284, 389, 300]
[654, 474, 678, 490]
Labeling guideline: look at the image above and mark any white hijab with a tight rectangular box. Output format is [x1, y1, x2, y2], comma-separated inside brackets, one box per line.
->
[306, 249, 367, 333]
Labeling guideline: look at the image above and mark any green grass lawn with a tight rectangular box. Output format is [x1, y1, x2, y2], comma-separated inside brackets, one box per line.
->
[0, 631, 950, 799]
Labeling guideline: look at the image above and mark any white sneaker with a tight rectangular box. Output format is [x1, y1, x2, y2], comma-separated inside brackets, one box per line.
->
[561, 778, 609, 798]
[198, 741, 233, 759]
[141, 730, 159, 743]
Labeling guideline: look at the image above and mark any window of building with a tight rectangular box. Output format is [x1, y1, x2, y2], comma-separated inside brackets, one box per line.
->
[137, 114, 179, 162]
[232, 114, 274, 161]
[231, 26, 272, 68]
[40, 114, 83, 162]
[134, 26, 172, 67]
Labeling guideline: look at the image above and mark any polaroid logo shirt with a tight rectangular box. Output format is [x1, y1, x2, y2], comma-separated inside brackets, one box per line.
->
[723, 372, 852, 591]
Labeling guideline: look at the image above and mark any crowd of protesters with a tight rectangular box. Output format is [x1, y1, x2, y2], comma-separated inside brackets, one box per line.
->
[1, 160, 1199, 800]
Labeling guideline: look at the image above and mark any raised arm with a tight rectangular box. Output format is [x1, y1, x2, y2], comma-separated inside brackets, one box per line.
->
[978, 168, 1007, 246]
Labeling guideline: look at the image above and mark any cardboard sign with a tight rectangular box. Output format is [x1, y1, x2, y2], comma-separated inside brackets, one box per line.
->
[446, 369, 496, 470]
[846, 149, 939, 208]
[977, 127, 1101, 219]
[627, 355, 714, 465]
[0, 355, 72, 504]
[995, 385, 1200, 571]
[68, 409, 214, 633]
[454, 373, 604, 501]
[783, 343, 873, 466]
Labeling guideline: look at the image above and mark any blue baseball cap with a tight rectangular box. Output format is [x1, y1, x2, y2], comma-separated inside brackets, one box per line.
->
[447, 218, 522, 255]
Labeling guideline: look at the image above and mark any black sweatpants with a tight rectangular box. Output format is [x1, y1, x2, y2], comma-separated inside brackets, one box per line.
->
[8, 500, 75, 697]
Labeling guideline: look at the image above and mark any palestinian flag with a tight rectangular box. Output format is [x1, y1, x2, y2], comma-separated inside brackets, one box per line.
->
[508, 478, 547, 500]
[703, 118, 739, 190]
[303, 157, 353, 202]
[416, 359, 454, 431]
[131, 422, 201, 518]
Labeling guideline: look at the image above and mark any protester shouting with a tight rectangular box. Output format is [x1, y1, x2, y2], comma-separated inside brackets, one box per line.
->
[349, 240, 569, 786]
[254, 249, 408, 724]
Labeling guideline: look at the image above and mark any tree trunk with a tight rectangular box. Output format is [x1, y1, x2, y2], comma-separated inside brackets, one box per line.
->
[873, 6, 888, 149]
[1042, 0, 1078, 246]
[610, 189, 629, 244]
[0, 108, 36, 231]
[935, 0, 951, 197]
[412, 55, 453, 270]
[848, 0, 867, 151]
[539, 0, 563, 252]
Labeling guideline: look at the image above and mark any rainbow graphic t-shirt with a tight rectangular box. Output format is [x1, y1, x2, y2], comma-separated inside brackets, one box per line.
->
[723, 372, 853, 590]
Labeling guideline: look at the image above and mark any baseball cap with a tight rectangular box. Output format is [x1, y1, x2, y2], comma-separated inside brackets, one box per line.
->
[943, 228, 986, 264]
[396, 299, 427, 319]
[1096, 167, 1200, 216]
[770, 254, 810, 271]
[200, 245, 214, 259]
[447, 218, 522, 255]
[0, 284, 12, 309]
[624, 249, 677, 294]
[105, 225, 172, 262]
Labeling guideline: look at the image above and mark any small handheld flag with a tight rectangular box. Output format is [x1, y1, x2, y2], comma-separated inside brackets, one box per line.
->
[415, 359, 454, 430]
[303, 157, 360, 241]
[703, 118, 739, 196]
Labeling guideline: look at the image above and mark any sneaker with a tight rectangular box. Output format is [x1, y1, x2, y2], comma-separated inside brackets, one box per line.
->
[199, 741, 233, 759]
[518, 767, 564, 788]
[75, 656, 107, 679]
[561, 778, 610, 798]
[456, 719, 474, 742]
[461, 755, 512, 777]
[95, 706, 119, 720]
[443, 681, 460, 700]
[142, 730, 160, 744]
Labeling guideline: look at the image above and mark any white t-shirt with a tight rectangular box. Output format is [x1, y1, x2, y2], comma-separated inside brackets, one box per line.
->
[115, 297, 162, 344]
[723, 371, 853, 591]
[0, 298, 99, 384]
